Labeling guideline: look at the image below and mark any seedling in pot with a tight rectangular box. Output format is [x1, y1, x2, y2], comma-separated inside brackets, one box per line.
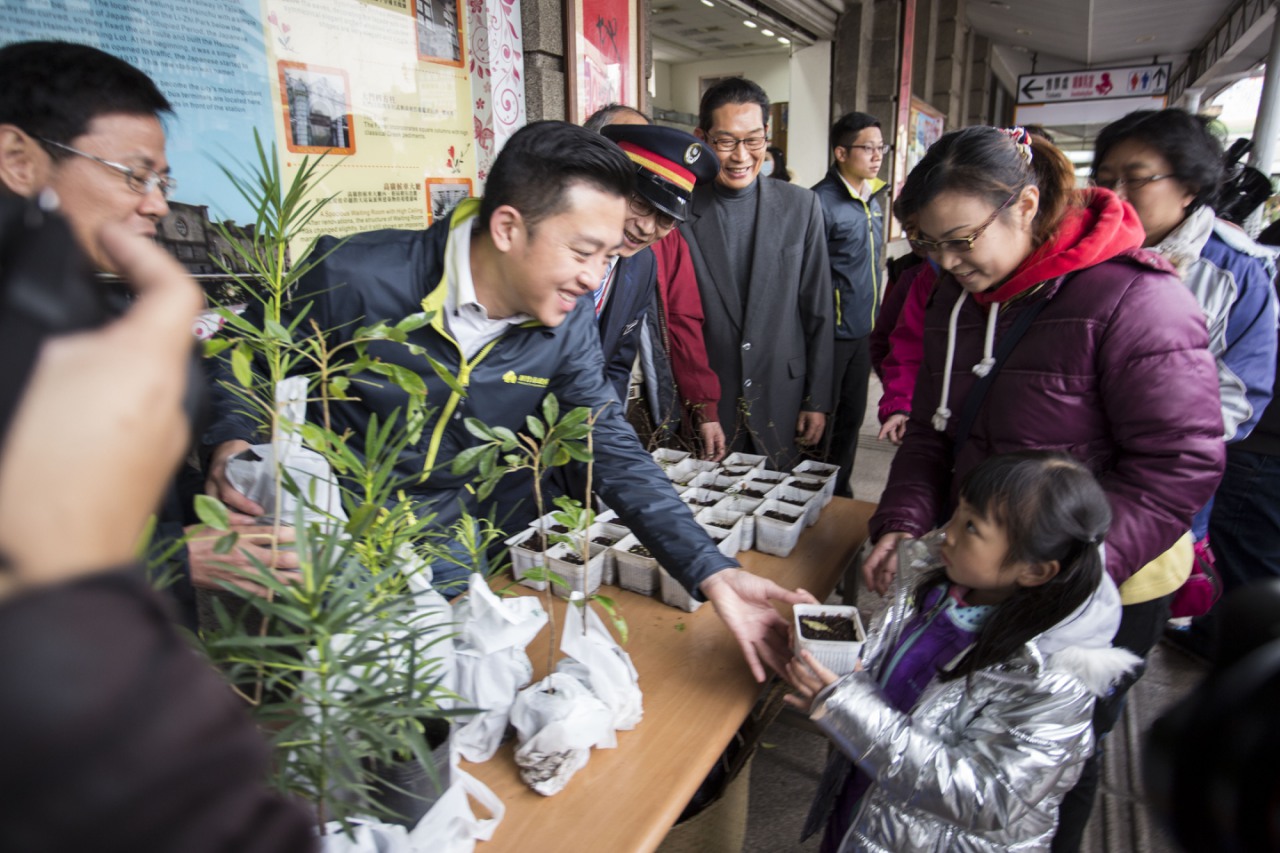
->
[799, 615, 860, 642]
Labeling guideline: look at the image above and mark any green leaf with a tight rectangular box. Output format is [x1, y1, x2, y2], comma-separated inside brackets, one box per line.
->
[593, 595, 628, 645]
[525, 416, 545, 439]
[213, 532, 239, 554]
[264, 319, 292, 343]
[552, 446, 571, 467]
[542, 394, 559, 425]
[395, 312, 430, 333]
[194, 495, 231, 531]
[463, 418, 495, 441]
[451, 445, 489, 474]
[560, 407, 590, 428]
[674, 622, 686, 632]
[565, 444, 593, 463]
[203, 337, 233, 358]
[492, 426, 519, 448]
[427, 356, 466, 396]
[327, 376, 351, 399]
[230, 342, 254, 388]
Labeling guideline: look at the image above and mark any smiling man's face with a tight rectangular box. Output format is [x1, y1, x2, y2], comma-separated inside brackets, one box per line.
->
[500, 182, 627, 325]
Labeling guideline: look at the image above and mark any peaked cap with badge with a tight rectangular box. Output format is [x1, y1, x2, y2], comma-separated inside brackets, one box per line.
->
[601, 124, 719, 223]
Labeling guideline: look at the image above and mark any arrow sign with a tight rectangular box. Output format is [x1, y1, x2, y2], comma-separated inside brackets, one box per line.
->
[1016, 63, 1172, 104]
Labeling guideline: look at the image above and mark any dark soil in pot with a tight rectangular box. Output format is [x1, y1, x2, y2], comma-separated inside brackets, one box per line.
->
[628, 543, 653, 558]
[799, 614, 859, 642]
[762, 510, 799, 523]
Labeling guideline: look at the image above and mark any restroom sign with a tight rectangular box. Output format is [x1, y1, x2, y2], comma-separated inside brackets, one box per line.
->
[1016, 63, 1170, 104]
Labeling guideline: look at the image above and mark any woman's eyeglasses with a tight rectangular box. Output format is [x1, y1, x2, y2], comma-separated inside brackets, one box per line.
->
[40, 138, 178, 199]
[907, 194, 1015, 255]
[1092, 174, 1169, 192]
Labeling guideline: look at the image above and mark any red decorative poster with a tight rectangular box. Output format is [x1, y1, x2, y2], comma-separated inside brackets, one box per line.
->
[579, 0, 631, 117]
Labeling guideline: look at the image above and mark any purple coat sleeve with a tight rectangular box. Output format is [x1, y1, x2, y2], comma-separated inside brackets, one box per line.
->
[877, 264, 937, 424]
[1093, 270, 1226, 583]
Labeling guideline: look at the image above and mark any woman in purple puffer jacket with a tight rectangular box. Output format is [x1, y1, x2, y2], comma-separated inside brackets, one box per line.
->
[859, 126, 1224, 851]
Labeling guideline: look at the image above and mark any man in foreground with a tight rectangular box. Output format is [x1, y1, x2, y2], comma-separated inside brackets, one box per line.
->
[203, 120, 813, 681]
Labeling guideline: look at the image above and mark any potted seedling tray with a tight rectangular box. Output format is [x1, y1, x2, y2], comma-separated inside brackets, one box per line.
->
[735, 479, 779, 501]
[681, 487, 728, 509]
[784, 474, 835, 507]
[587, 521, 629, 586]
[529, 510, 573, 536]
[507, 527, 553, 591]
[685, 470, 720, 489]
[695, 506, 746, 556]
[652, 447, 691, 466]
[772, 484, 821, 527]
[744, 469, 788, 490]
[714, 494, 763, 550]
[546, 541, 605, 598]
[722, 451, 766, 469]
[793, 603, 866, 675]
[695, 518, 738, 559]
[658, 566, 703, 612]
[753, 499, 805, 557]
[793, 459, 840, 484]
[613, 533, 660, 595]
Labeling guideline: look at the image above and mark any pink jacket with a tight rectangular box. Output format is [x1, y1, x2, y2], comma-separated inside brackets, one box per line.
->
[873, 262, 937, 424]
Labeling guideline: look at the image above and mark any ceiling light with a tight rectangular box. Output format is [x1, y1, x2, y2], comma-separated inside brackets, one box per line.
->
[743, 19, 757, 27]
[761, 28, 774, 36]
[1015, 27, 1031, 35]
[1011, 44, 1029, 52]
[988, 1, 1010, 7]
[701, 0, 714, 6]
[1135, 34, 1155, 43]
[778, 36, 790, 44]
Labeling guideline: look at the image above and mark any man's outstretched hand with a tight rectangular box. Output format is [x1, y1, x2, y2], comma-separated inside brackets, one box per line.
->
[700, 568, 819, 682]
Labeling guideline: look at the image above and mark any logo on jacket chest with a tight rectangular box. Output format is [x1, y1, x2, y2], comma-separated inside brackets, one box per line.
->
[502, 370, 550, 388]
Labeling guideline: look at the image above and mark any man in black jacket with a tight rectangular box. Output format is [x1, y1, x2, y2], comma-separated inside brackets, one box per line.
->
[203, 121, 814, 682]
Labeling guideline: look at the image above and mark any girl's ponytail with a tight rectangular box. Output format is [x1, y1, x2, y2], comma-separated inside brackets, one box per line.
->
[1026, 131, 1077, 247]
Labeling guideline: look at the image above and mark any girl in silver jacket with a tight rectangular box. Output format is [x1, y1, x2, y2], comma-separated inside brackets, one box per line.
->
[787, 453, 1141, 852]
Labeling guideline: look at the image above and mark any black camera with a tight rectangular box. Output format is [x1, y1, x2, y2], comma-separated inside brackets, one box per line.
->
[0, 193, 206, 444]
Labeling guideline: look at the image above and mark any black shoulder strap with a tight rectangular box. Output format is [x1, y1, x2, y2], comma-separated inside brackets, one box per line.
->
[951, 293, 1053, 455]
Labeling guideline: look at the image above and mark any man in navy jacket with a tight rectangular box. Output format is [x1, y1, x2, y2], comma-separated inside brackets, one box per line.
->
[203, 121, 811, 681]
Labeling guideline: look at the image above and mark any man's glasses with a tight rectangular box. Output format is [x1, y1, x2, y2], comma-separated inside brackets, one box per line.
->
[629, 196, 676, 230]
[40, 138, 177, 199]
[708, 134, 768, 154]
[908, 194, 1015, 255]
[1092, 174, 1170, 193]
[841, 143, 892, 156]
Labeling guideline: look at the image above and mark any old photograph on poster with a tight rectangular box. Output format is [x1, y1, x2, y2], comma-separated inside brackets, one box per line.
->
[426, 177, 474, 225]
[414, 0, 465, 66]
[566, 0, 639, 123]
[279, 60, 357, 154]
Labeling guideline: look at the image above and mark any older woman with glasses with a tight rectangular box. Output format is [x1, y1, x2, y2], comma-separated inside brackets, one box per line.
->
[852, 125, 1223, 853]
[1093, 109, 1280, 658]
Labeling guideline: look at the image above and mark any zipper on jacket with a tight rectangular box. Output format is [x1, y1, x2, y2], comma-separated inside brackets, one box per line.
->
[423, 333, 508, 477]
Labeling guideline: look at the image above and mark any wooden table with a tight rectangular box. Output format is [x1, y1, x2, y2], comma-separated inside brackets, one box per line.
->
[463, 498, 876, 853]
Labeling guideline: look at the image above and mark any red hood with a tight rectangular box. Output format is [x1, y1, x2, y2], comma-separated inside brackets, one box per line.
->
[973, 187, 1147, 305]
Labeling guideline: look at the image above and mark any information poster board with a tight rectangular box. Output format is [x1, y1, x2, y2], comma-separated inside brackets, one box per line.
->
[3, 0, 478, 257]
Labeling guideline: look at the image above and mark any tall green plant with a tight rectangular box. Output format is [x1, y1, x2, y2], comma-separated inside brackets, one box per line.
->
[195, 134, 468, 833]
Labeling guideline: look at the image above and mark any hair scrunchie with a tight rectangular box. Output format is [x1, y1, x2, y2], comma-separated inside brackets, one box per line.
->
[998, 126, 1034, 167]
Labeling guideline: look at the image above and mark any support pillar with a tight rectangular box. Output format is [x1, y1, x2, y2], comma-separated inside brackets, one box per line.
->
[1248, 20, 1280, 178]
[1182, 87, 1205, 114]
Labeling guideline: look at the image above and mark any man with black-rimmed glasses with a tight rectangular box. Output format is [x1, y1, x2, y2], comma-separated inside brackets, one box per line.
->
[679, 76, 833, 472]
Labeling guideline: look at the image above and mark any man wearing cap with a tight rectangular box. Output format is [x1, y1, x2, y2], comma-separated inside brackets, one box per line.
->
[204, 120, 814, 682]
[592, 122, 719, 408]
